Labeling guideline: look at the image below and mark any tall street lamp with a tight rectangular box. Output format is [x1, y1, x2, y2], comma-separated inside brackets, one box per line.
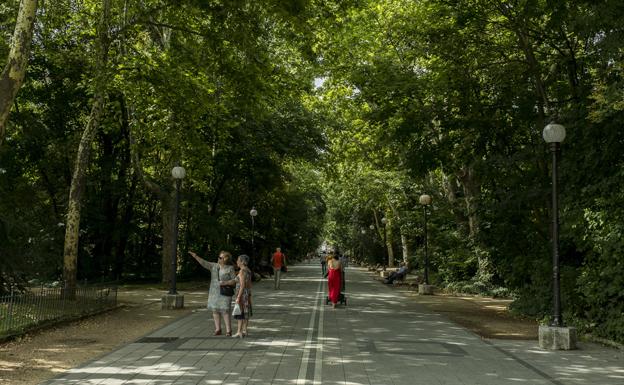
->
[419, 194, 433, 295]
[539, 122, 576, 350]
[250, 207, 258, 261]
[169, 165, 186, 295]
[543, 123, 566, 327]
[369, 224, 375, 263]
[360, 228, 366, 260]
[162, 165, 185, 310]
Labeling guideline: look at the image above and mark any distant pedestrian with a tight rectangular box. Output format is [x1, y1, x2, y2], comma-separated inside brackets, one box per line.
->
[320, 253, 327, 276]
[339, 254, 349, 270]
[189, 250, 236, 336]
[271, 247, 287, 289]
[327, 253, 342, 308]
[231, 254, 253, 338]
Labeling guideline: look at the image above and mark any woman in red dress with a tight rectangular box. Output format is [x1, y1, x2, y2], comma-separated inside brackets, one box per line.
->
[327, 253, 342, 308]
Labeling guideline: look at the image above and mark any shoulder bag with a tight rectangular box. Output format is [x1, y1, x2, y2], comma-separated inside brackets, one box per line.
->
[218, 265, 235, 296]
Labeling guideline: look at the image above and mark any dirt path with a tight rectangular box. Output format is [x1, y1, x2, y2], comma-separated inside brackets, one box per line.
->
[0, 280, 538, 385]
[408, 291, 538, 340]
[367, 268, 538, 340]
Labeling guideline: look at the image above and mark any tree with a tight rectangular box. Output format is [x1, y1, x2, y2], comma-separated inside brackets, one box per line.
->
[63, 0, 112, 293]
[0, 0, 37, 146]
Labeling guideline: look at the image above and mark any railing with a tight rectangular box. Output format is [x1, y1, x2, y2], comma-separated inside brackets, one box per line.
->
[0, 283, 118, 337]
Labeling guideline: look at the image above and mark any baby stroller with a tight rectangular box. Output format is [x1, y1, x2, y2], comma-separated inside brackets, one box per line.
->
[325, 269, 347, 306]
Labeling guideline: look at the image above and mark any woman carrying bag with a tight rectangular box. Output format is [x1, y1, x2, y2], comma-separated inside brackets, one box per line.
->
[226, 254, 253, 338]
[189, 250, 236, 336]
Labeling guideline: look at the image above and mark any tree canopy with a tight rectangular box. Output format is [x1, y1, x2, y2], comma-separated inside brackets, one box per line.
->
[1, 0, 624, 344]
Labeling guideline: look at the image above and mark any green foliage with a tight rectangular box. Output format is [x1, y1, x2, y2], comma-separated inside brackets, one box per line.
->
[0, 0, 328, 290]
[313, 0, 624, 345]
[2, 0, 624, 345]
[572, 201, 624, 342]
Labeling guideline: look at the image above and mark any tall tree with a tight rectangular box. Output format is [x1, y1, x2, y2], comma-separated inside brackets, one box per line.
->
[62, 0, 112, 292]
[0, 0, 37, 146]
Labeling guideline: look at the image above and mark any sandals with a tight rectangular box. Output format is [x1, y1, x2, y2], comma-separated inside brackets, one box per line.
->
[213, 330, 222, 336]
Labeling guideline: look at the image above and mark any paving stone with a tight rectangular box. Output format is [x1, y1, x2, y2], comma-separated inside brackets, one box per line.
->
[41, 264, 624, 385]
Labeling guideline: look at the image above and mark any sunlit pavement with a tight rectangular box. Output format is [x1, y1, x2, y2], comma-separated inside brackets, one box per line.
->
[42, 264, 624, 385]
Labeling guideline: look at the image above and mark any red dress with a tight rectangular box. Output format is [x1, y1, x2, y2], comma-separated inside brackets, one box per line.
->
[327, 266, 342, 304]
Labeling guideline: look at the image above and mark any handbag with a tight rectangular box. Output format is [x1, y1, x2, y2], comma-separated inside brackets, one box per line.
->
[281, 265, 287, 273]
[217, 265, 234, 296]
[220, 285, 234, 296]
[232, 303, 242, 316]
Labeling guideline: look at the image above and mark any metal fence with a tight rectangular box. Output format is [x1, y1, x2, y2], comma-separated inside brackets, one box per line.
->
[0, 283, 118, 337]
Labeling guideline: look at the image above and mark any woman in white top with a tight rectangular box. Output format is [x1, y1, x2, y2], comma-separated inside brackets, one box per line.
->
[189, 250, 236, 336]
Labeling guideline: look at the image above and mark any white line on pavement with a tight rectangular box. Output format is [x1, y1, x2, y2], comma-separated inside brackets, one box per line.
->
[313, 281, 325, 385]
[297, 277, 322, 385]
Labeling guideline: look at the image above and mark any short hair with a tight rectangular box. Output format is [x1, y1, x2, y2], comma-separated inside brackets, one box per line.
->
[219, 251, 232, 264]
[238, 254, 250, 266]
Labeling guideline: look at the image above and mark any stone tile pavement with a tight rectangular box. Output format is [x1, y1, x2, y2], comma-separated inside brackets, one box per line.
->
[42, 264, 624, 384]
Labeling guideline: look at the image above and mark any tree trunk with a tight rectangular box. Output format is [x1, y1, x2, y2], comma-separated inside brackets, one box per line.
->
[113, 174, 136, 280]
[62, 0, 111, 294]
[112, 108, 136, 280]
[388, 201, 409, 265]
[400, 232, 408, 265]
[385, 216, 395, 268]
[0, 0, 37, 146]
[457, 165, 492, 283]
[128, 111, 179, 285]
[63, 94, 106, 294]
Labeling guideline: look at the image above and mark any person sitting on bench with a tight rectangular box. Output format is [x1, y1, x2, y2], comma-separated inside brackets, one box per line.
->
[383, 263, 409, 284]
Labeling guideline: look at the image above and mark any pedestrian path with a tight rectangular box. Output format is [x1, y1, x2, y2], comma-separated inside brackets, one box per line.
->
[42, 264, 624, 384]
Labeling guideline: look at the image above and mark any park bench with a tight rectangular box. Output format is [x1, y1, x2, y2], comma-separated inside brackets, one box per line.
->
[393, 273, 422, 290]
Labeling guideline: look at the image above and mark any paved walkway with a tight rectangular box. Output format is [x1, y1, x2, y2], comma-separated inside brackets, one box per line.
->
[43, 264, 624, 384]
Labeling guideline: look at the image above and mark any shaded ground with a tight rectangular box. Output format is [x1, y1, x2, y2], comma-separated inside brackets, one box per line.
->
[408, 291, 538, 340]
[0, 286, 209, 385]
[0, 278, 538, 385]
[371, 272, 538, 340]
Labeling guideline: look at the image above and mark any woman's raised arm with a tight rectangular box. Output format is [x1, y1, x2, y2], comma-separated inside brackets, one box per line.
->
[188, 251, 213, 270]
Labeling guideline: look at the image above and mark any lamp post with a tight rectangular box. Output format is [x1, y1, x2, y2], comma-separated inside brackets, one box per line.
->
[161, 165, 186, 310]
[369, 224, 375, 261]
[360, 228, 366, 261]
[169, 165, 185, 295]
[538, 122, 576, 350]
[543, 123, 566, 327]
[250, 207, 258, 261]
[419, 194, 433, 295]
